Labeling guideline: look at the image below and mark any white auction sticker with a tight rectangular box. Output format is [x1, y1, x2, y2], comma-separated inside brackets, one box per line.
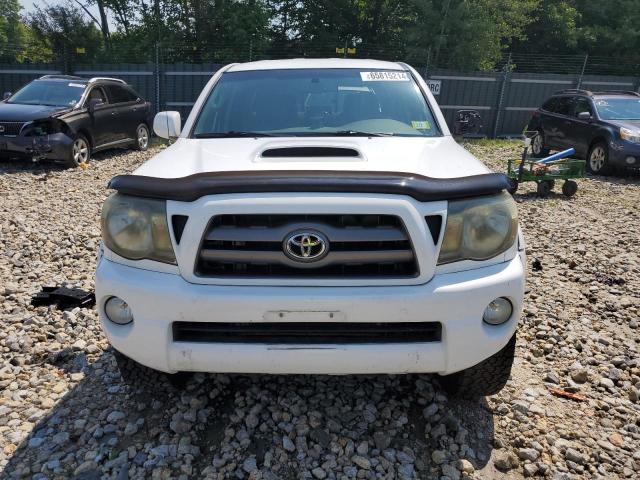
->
[360, 71, 410, 81]
[68, 83, 86, 88]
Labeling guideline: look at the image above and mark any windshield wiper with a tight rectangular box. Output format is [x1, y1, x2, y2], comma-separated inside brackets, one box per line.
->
[332, 130, 394, 137]
[194, 131, 276, 138]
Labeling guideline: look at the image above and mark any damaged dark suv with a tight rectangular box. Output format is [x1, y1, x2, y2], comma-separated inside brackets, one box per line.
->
[0, 75, 152, 167]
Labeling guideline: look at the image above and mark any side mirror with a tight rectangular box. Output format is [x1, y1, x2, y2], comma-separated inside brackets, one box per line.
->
[577, 111, 592, 121]
[453, 109, 483, 136]
[153, 111, 181, 139]
[88, 98, 103, 113]
[3, 92, 12, 101]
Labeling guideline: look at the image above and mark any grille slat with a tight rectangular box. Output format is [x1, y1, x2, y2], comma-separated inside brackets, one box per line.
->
[196, 214, 418, 278]
[0, 121, 25, 136]
[173, 321, 441, 344]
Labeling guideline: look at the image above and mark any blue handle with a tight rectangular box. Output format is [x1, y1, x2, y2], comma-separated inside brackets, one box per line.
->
[536, 148, 576, 164]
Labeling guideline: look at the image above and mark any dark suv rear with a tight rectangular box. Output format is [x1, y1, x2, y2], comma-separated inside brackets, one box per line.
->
[528, 89, 640, 175]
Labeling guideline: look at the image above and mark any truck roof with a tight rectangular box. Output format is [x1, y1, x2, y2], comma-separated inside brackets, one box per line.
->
[227, 58, 406, 72]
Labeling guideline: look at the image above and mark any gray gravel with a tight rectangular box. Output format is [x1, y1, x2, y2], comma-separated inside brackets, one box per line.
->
[1, 141, 639, 479]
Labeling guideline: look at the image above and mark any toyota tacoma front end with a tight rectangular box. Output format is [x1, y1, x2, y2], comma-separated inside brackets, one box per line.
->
[95, 59, 525, 398]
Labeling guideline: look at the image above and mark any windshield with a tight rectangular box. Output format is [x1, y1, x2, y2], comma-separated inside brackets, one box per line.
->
[192, 69, 439, 137]
[594, 97, 640, 120]
[8, 80, 86, 107]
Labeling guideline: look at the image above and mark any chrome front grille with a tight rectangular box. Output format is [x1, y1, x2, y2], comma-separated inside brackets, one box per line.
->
[0, 121, 25, 136]
[196, 214, 419, 278]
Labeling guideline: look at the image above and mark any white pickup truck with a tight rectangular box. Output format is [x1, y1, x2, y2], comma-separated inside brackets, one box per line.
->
[96, 59, 525, 398]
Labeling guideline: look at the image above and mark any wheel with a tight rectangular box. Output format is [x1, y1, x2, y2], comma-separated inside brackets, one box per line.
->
[587, 142, 611, 175]
[531, 131, 550, 158]
[562, 180, 578, 197]
[536, 180, 552, 197]
[439, 333, 516, 398]
[66, 134, 90, 167]
[134, 123, 150, 151]
[113, 349, 188, 394]
[507, 180, 518, 195]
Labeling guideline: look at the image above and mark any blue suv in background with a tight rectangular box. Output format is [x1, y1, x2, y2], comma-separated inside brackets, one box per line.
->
[528, 89, 640, 175]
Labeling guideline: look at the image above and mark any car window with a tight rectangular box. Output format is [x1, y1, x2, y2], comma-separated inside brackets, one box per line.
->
[192, 68, 440, 137]
[554, 97, 574, 116]
[106, 85, 137, 104]
[87, 87, 107, 104]
[542, 97, 559, 112]
[594, 97, 640, 120]
[7, 80, 86, 107]
[573, 97, 592, 117]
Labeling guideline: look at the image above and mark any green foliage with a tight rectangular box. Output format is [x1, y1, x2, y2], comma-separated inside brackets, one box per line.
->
[2, 0, 640, 71]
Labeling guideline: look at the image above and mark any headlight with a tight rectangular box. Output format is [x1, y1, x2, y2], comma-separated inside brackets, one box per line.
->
[101, 194, 176, 264]
[22, 120, 60, 136]
[620, 127, 640, 143]
[438, 192, 518, 264]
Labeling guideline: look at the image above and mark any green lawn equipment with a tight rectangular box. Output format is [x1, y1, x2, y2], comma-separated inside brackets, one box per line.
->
[507, 132, 586, 197]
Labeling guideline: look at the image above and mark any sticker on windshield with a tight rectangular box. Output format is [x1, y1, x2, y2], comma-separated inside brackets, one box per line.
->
[412, 120, 431, 130]
[68, 83, 85, 88]
[360, 71, 410, 82]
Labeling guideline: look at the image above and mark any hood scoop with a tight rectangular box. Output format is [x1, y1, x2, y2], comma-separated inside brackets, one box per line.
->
[260, 146, 362, 161]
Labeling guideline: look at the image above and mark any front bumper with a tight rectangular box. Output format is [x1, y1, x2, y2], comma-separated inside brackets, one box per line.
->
[96, 252, 525, 375]
[610, 139, 640, 167]
[0, 133, 72, 160]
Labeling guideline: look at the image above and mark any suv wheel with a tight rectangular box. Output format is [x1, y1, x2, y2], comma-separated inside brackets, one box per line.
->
[113, 349, 188, 394]
[67, 134, 91, 167]
[135, 123, 150, 151]
[439, 333, 516, 398]
[531, 131, 550, 158]
[587, 142, 611, 175]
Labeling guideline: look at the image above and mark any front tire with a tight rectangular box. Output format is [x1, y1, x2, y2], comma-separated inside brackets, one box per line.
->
[113, 349, 187, 394]
[66, 134, 91, 167]
[134, 123, 150, 151]
[439, 333, 516, 398]
[587, 142, 611, 175]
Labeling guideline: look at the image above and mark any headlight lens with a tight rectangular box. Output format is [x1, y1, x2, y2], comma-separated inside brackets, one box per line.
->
[23, 120, 59, 136]
[101, 193, 176, 264]
[620, 127, 640, 143]
[438, 192, 518, 264]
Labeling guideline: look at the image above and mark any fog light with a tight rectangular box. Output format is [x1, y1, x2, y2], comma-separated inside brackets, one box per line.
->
[483, 297, 513, 325]
[104, 297, 133, 325]
[625, 156, 636, 165]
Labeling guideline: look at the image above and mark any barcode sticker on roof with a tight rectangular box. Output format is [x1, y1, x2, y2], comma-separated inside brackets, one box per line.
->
[68, 83, 85, 88]
[360, 71, 410, 82]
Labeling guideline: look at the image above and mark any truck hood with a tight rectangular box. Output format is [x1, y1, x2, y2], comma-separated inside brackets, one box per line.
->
[134, 136, 491, 179]
[0, 102, 70, 122]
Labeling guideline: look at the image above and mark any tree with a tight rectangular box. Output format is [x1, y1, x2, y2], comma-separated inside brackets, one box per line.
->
[27, 1, 103, 63]
[0, 0, 24, 61]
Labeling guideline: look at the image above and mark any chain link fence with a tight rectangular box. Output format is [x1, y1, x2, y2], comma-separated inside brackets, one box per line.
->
[2, 42, 640, 137]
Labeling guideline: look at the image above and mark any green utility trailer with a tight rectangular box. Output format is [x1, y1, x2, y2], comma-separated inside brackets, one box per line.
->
[507, 157, 586, 197]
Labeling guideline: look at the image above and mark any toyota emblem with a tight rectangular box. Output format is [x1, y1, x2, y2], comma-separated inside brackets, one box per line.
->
[283, 230, 329, 263]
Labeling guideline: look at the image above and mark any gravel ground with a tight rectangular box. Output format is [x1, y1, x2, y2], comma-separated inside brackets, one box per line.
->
[0, 141, 639, 480]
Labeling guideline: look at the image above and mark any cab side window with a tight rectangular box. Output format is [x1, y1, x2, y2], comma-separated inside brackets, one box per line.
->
[107, 85, 137, 104]
[87, 87, 107, 105]
[573, 97, 592, 117]
[554, 96, 574, 116]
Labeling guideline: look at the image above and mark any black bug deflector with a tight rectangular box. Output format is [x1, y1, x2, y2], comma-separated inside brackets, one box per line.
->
[107, 170, 512, 202]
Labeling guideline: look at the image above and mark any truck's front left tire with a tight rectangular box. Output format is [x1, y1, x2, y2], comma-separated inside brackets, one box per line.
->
[438, 333, 516, 399]
[112, 349, 188, 394]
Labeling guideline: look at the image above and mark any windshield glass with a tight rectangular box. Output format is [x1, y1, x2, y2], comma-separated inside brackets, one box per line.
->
[594, 97, 640, 120]
[8, 80, 86, 107]
[192, 69, 439, 137]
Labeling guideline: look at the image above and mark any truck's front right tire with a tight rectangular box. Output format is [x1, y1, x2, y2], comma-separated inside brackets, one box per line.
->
[438, 333, 516, 399]
[112, 349, 187, 394]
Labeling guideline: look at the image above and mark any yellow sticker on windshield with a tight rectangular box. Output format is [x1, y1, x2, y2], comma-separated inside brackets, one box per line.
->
[412, 121, 431, 130]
